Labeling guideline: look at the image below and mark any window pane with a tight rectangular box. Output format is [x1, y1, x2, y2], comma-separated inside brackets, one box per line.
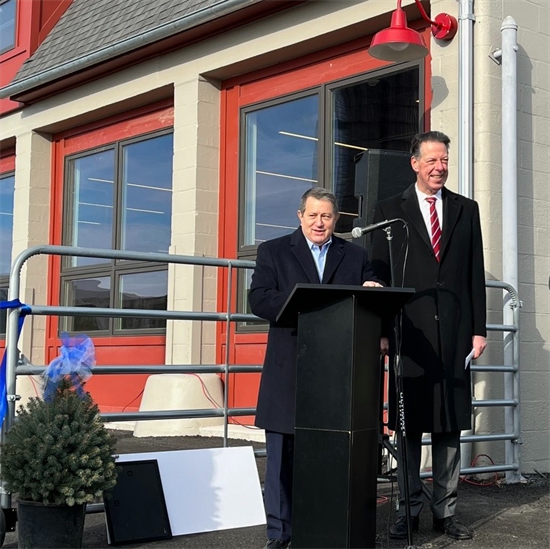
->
[243, 95, 319, 246]
[117, 271, 167, 330]
[0, 173, 14, 276]
[331, 68, 419, 233]
[0, 0, 16, 53]
[121, 134, 173, 254]
[63, 277, 111, 332]
[66, 150, 115, 267]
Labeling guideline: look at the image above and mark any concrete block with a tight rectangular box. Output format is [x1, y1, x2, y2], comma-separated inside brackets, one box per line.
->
[133, 373, 224, 437]
[200, 424, 265, 443]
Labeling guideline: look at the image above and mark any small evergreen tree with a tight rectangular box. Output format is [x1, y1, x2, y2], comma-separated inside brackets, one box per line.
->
[0, 380, 118, 506]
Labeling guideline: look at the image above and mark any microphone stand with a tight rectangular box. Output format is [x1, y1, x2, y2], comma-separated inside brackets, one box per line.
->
[381, 225, 416, 549]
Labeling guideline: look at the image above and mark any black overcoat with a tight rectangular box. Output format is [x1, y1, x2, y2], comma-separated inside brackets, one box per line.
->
[249, 227, 377, 434]
[370, 185, 486, 433]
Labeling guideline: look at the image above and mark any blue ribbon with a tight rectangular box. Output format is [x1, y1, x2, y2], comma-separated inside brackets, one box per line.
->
[0, 299, 32, 426]
[43, 332, 95, 402]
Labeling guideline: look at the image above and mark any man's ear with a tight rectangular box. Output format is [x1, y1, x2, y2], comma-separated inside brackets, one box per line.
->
[411, 156, 419, 174]
[297, 209, 303, 221]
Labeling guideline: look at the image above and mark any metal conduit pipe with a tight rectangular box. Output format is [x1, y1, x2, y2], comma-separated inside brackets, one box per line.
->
[501, 16, 523, 485]
[490, 16, 522, 484]
[457, 0, 475, 198]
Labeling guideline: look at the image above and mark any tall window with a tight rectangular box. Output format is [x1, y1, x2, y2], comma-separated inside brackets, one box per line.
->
[0, 171, 15, 335]
[60, 130, 173, 335]
[238, 64, 421, 318]
[0, 0, 16, 54]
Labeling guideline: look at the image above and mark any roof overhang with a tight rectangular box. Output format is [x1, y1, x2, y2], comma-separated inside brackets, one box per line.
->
[3, 0, 306, 105]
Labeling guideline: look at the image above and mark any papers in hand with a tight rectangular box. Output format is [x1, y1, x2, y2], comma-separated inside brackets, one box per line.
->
[465, 348, 475, 369]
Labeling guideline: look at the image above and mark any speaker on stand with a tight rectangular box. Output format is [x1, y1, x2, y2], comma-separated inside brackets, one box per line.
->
[353, 149, 415, 252]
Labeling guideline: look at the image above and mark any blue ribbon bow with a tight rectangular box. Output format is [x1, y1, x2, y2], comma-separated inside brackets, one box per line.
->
[43, 332, 95, 402]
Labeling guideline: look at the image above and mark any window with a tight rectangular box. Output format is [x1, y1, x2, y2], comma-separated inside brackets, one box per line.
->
[0, 171, 15, 335]
[0, 0, 16, 54]
[238, 64, 421, 320]
[60, 130, 173, 335]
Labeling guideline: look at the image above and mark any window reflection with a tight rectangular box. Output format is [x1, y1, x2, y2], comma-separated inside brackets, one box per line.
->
[121, 134, 173, 254]
[0, 173, 15, 276]
[67, 150, 115, 267]
[61, 127, 173, 335]
[331, 69, 419, 233]
[244, 95, 319, 246]
[0, 0, 16, 53]
[64, 277, 111, 332]
[117, 271, 167, 330]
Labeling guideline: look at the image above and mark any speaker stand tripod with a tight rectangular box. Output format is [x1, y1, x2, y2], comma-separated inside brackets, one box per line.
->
[377, 224, 430, 549]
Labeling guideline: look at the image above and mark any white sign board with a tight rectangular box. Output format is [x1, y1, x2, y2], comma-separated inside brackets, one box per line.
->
[115, 446, 266, 536]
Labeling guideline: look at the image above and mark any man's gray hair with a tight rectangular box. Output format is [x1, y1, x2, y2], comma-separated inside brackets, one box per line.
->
[299, 187, 339, 216]
[410, 131, 450, 159]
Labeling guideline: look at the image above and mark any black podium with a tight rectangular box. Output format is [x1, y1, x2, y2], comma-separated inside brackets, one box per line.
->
[277, 284, 414, 549]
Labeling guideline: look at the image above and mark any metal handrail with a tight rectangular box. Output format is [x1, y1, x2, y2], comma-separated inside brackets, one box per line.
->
[1, 245, 260, 512]
[1, 246, 523, 512]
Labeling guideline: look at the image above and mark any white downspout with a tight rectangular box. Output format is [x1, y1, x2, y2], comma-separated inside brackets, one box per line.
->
[500, 16, 523, 484]
[457, 0, 475, 472]
[457, 0, 475, 198]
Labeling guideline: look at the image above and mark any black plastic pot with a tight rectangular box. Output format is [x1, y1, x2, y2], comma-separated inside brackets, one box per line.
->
[16, 500, 86, 548]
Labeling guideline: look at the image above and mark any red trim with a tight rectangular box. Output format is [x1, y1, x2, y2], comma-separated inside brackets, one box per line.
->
[0, 151, 16, 173]
[37, 1, 73, 49]
[0, 0, 52, 114]
[57, 99, 174, 153]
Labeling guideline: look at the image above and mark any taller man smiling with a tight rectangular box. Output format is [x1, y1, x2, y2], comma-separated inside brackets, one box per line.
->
[371, 131, 487, 541]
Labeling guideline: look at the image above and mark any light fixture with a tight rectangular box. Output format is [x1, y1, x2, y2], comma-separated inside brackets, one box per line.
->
[369, 0, 458, 62]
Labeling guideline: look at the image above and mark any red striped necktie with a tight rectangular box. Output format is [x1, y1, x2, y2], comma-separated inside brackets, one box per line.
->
[426, 197, 441, 262]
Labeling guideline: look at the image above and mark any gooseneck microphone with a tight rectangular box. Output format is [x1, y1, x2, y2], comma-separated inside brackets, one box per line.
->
[351, 218, 405, 238]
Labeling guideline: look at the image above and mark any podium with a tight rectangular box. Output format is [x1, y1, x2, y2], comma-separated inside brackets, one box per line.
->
[277, 284, 414, 549]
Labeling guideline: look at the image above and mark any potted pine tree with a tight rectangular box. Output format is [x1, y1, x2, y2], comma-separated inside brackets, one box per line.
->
[0, 336, 118, 548]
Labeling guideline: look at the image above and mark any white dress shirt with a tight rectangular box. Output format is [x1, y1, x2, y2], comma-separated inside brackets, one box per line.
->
[415, 185, 443, 238]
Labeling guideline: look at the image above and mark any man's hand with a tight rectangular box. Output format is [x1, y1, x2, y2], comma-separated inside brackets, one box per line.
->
[380, 337, 389, 355]
[472, 335, 487, 359]
[362, 281, 383, 288]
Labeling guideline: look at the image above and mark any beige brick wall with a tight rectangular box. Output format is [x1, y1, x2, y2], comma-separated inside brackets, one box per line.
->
[432, 0, 550, 472]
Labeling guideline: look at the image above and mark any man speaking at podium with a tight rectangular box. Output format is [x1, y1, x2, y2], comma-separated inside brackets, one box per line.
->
[370, 131, 487, 541]
[249, 186, 382, 549]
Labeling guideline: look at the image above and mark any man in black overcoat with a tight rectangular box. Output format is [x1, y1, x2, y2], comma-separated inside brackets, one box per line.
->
[249, 186, 382, 549]
[370, 131, 487, 541]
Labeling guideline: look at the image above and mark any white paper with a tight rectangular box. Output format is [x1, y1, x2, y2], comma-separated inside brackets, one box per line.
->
[465, 348, 475, 369]
[113, 446, 265, 538]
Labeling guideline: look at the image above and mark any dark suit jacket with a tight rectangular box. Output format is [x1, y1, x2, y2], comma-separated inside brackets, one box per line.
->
[249, 227, 377, 434]
[370, 185, 486, 433]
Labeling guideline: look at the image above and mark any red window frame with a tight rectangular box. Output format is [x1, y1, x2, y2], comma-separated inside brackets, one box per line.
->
[47, 100, 174, 412]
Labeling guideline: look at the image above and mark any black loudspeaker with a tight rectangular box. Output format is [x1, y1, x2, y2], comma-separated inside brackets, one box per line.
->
[104, 460, 172, 545]
[354, 149, 415, 250]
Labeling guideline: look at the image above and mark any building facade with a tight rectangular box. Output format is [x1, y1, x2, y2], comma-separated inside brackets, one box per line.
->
[0, 0, 548, 473]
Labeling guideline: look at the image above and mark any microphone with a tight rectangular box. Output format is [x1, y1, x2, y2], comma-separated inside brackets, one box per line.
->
[351, 218, 404, 238]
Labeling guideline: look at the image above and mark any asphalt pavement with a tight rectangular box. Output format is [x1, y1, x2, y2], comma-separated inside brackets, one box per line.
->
[3, 431, 549, 549]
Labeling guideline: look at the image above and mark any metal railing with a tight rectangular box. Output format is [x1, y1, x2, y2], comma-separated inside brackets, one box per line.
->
[0, 245, 263, 513]
[1, 245, 523, 515]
